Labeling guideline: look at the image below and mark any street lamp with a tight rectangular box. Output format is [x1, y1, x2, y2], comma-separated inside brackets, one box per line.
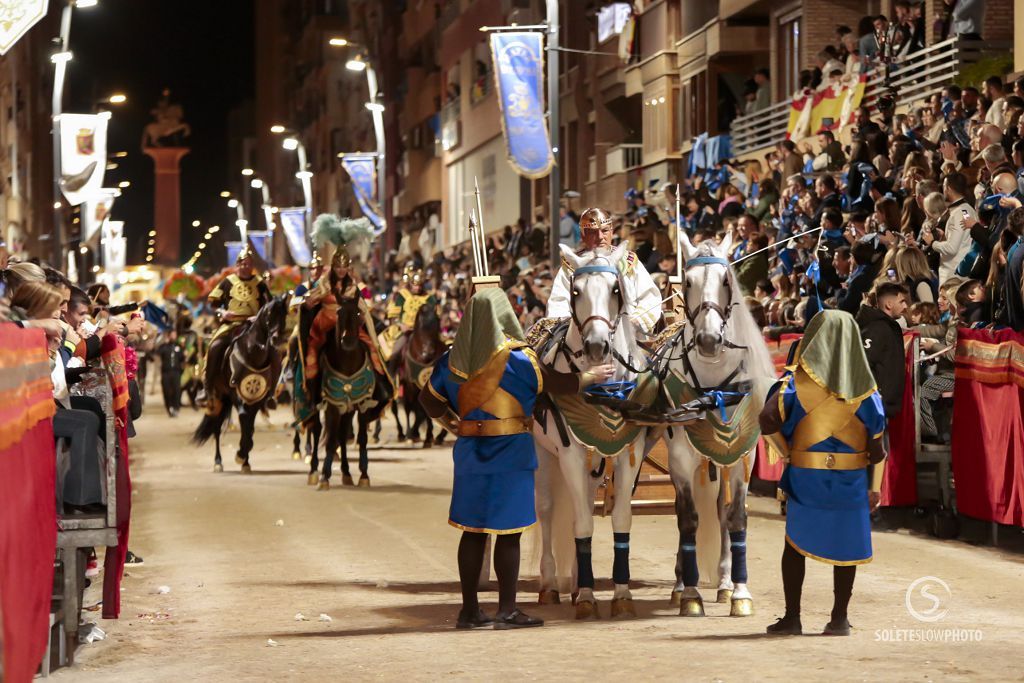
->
[270, 127, 313, 235]
[106, 93, 127, 105]
[329, 38, 387, 239]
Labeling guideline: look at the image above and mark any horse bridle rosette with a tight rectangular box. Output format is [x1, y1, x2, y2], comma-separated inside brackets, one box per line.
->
[569, 262, 624, 336]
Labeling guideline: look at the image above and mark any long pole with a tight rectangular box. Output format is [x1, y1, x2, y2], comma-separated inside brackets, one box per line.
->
[259, 184, 274, 261]
[295, 141, 313, 235]
[51, 2, 73, 270]
[546, 0, 559, 270]
[675, 183, 682, 280]
[365, 64, 386, 239]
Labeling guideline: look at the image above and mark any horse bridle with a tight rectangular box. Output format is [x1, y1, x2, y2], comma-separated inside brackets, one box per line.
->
[680, 255, 741, 347]
[569, 262, 624, 336]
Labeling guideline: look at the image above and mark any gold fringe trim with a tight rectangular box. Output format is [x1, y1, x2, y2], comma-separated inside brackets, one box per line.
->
[785, 534, 872, 566]
[448, 520, 537, 535]
[722, 465, 732, 506]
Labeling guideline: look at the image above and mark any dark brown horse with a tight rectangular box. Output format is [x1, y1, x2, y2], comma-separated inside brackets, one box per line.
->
[313, 293, 392, 489]
[192, 295, 289, 473]
[395, 303, 447, 447]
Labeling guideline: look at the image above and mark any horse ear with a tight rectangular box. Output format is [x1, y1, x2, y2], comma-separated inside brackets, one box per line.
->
[718, 231, 734, 259]
[678, 228, 696, 264]
[559, 243, 581, 270]
[609, 241, 629, 265]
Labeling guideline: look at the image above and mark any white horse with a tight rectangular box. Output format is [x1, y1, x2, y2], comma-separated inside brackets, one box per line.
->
[533, 243, 651, 619]
[662, 233, 776, 618]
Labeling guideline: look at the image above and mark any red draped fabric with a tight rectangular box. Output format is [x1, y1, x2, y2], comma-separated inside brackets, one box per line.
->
[753, 438, 784, 481]
[100, 334, 131, 620]
[0, 325, 57, 683]
[951, 328, 1024, 526]
[881, 333, 919, 507]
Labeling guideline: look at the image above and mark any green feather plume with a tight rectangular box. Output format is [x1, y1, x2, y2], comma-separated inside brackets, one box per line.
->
[312, 214, 375, 250]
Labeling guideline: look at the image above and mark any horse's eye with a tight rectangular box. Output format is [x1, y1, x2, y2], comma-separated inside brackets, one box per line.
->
[572, 289, 580, 297]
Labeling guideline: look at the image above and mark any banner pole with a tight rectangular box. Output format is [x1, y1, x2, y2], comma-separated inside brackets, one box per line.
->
[546, 0, 560, 271]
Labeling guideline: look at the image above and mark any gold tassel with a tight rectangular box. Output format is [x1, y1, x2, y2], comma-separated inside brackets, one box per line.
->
[742, 454, 751, 483]
[722, 465, 732, 505]
[586, 447, 593, 473]
[700, 458, 709, 485]
[629, 443, 636, 468]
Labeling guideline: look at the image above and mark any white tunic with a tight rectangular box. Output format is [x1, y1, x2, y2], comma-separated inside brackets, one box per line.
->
[547, 250, 663, 336]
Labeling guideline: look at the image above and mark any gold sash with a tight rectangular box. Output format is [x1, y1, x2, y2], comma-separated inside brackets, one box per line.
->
[455, 347, 525, 420]
[791, 369, 867, 453]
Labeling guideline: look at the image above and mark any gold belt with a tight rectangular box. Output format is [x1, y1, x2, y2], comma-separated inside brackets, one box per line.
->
[456, 416, 533, 437]
[789, 450, 869, 470]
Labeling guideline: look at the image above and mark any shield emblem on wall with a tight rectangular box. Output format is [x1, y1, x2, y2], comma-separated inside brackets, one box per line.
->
[76, 128, 95, 155]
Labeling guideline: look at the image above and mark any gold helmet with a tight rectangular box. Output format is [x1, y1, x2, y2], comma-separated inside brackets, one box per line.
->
[332, 246, 352, 270]
[308, 250, 323, 270]
[236, 242, 257, 265]
[409, 268, 425, 287]
[579, 207, 614, 231]
[401, 263, 415, 284]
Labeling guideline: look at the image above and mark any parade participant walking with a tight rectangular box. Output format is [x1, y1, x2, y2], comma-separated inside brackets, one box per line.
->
[420, 288, 612, 630]
[547, 207, 663, 336]
[199, 245, 271, 403]
[759, 311, 887, 637]
[156, 330, 185, 417]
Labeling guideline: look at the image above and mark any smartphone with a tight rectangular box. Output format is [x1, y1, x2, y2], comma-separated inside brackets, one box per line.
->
[887, 268, 897, 281]
[80, 319, 98, 336]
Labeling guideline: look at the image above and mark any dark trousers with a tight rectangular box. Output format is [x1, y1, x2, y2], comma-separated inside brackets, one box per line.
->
[53, 401, 103, 508]
[161, 371, 181, 412]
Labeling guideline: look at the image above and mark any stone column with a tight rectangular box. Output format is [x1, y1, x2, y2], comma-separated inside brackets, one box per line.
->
[143, 146, 189, 265]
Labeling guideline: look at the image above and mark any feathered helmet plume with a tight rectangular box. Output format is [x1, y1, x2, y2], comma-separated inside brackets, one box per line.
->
[312, 214, 375, 252]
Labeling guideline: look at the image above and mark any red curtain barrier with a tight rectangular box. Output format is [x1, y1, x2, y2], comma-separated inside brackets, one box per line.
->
[952, 327, 1024, 527]
[0, 325, 58, 683]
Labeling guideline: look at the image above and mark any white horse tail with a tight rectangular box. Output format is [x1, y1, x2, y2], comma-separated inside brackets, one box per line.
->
[695, 474, 722, 587]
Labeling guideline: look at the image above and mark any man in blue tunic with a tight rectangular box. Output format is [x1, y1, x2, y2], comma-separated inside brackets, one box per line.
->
[759, 310, 887, 636]
[421, 288, 610, 629]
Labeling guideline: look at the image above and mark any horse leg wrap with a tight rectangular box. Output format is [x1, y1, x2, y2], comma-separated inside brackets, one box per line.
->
[612, 533, 630, 585]
[730, 530, 748, 584]
[575, 537, 595, 589]
[680, 533, 699, 587]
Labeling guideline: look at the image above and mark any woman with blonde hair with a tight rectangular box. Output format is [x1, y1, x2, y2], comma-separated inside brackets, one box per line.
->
[894, 247, 937, 303]
[1, 261, 45, 298]
[10, 280, 62, 322]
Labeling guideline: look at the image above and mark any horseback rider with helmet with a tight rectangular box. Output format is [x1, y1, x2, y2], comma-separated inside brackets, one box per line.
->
[199, 244, 271, 401]
[547, 207, 663, 337]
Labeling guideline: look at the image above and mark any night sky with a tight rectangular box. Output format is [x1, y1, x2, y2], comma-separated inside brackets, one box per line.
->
[65, 0, 254, 267]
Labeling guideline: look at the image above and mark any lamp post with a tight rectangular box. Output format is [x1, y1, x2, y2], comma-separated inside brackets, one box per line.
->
[330, 39, 387, 239]
[247, 174, 277, 259]
[270, 126, 313, 235]
[50, 0, 99, 269]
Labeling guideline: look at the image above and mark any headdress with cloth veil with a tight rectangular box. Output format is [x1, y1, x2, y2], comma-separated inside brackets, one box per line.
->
[790, 310, 877, 402]
[449, 288, 525, 380]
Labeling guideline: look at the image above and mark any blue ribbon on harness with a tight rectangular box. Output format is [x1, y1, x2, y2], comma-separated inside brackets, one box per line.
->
[573, 264, 619, 276]
[584, 381, 637, 401]
[685, 256, 729, 269]
[705, 390, 746, 423]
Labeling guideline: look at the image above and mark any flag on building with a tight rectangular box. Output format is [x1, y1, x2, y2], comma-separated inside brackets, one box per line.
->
[278, 207, 312, 267]
[340, 155, 382, 230]
[787, 74, 868, 140]
[489, 31, 554, 179]
[81, 188, 117, 244]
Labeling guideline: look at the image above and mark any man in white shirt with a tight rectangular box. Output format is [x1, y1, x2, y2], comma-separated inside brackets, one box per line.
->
[547, 207, 663, 337]
[984, 76, 1007, 127]
[921, 172, 976, 283]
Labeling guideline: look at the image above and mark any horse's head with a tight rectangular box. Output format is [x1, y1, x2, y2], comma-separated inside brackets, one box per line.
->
[249, 294, 289, 346]
[560, 242, 626, 364]
[415, 301, 441, 337]
[679, 231, 736, 358]
[334, 289, 363, 351]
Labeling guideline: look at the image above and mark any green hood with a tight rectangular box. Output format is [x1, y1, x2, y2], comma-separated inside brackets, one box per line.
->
[794, 310, 877, 401]
[449, 288, 525, 380]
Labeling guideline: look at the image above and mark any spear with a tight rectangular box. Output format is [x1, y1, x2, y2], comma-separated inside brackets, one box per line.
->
[468, 208, 483, 278]
[474, 176, 488, 275]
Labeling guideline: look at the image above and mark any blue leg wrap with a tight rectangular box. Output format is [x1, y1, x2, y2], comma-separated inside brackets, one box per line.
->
[680, 533, 698, 586]
[730, 530, 748, 584]
[575, 537, 595, 588]
[612, 532, 630, 585]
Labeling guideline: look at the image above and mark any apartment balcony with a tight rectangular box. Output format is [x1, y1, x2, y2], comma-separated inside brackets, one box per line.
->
[439, 98, 461, 153]
[729, 36, 1012, 158]
[399, 68, 441, 133]
[605, 143, 643, 176]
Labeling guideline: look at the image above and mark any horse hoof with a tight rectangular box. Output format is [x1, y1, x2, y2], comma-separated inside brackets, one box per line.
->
[423, 439, 433, 449]
[234, 453, 244, 465]
[538, 589, 560, 605]
[610, 597, 636, 618]
[575, 600, 600, 620]
[342, 474, 355, 486]
[317, 479, 330, 491]
[730, 598, 754, 617]
[307, 472, 319, 486]
[717, 588, 734, 604]
[240, 463, 252, 474]
[291, 450, 302, 461]
[678, 596, 705, 617]
[213, 463, 223, 473]
[304, 454, 312, 465]
[358, 476, 370, 488]
[670, 590, 682, 607]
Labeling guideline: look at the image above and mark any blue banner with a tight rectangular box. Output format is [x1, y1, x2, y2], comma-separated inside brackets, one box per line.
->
[340, 156, 382, 229]
[225, 241, 243, 266]
[489, 31, 554, 179]
[248, 231, 269, 263]
[279, 207, 312, 267]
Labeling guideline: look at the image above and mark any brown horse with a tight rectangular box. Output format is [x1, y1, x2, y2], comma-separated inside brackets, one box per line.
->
[313, 293, 392, 489]
[395, 303, 447, 447]
[192, 295, 289, 473]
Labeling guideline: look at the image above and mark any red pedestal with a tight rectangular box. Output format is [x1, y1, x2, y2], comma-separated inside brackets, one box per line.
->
[143, 146, 189, 265]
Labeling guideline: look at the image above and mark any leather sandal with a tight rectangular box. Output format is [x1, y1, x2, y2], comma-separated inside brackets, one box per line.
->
[493, 609, 544, 630]
[455, 608, 493, 629]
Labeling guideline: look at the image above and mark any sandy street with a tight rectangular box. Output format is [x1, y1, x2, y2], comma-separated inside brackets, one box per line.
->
[56, 406, 1023, 682]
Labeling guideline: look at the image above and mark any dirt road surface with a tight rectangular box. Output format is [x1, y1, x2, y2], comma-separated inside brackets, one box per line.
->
[56, 408, 1023, 682]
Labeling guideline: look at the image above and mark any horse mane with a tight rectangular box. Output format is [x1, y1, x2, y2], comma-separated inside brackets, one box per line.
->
[691, 241, 776, 381]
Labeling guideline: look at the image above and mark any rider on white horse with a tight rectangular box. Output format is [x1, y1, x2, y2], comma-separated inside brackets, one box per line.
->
[548, 208, 663, 338]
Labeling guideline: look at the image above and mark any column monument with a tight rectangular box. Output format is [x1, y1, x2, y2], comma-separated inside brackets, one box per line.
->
[142, 89, 191, 265]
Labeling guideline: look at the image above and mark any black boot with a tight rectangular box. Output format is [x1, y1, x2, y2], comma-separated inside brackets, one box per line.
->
[493, 609, 543, 630]
[823, 616, 851, 636]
